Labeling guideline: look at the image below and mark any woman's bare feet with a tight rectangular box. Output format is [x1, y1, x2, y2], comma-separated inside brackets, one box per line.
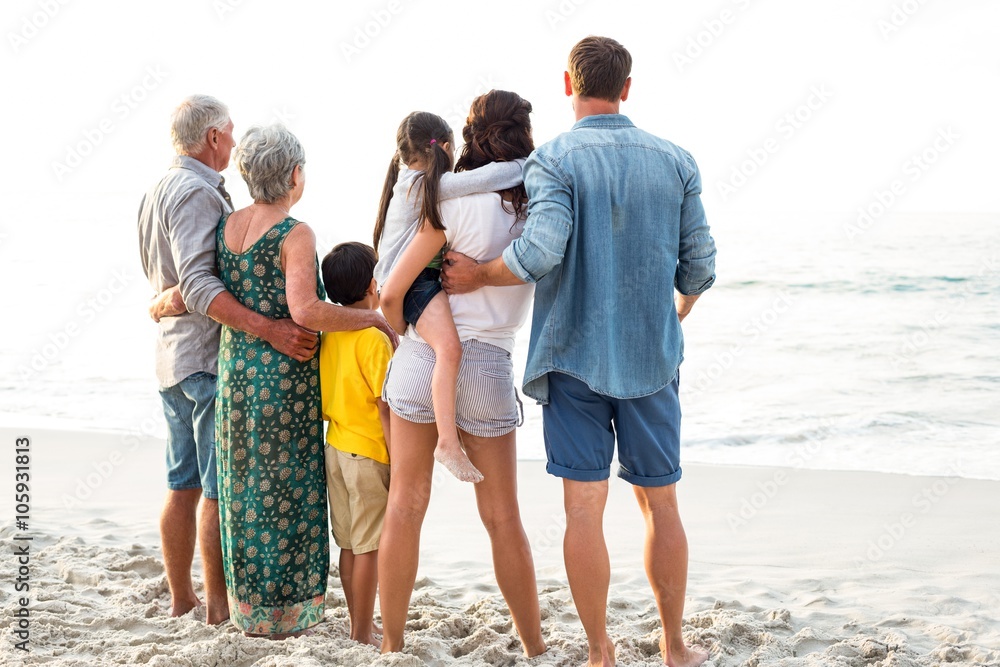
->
[434, 437, 483, 483]
[522, 637, 547, 658]
[585, 641, 615, 666]
[661, 635, 709, 667]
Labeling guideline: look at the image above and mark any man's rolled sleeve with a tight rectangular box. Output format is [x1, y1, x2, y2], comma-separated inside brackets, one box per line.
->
[674, 157, 717, 295]
[168, 187, 227, 315]
[502, 153, 573, 284]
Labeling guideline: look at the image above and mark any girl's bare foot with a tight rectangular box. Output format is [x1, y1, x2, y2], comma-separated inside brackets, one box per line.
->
[434, 438, 483, 483]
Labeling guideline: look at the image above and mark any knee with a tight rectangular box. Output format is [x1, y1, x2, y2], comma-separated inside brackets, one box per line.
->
[387, 491, 430, 525]
[479, 507, 522, 537]
[564, 497, 606, 529]
[165, 488, 202, 511]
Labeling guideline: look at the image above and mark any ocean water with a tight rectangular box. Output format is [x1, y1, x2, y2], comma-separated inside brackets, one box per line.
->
[1, 194, 997, 479]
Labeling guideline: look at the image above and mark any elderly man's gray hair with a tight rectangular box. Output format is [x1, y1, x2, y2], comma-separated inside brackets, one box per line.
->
[170, 95, 230, 155]
[236, 124, 306, 204]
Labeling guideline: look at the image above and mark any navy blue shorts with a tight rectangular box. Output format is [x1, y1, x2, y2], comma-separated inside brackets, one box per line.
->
[403, 267, 443, 326]
[542, 372, 682, 487]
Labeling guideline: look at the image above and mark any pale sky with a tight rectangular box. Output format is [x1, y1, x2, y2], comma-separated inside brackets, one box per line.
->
[1, 0, 998, 235]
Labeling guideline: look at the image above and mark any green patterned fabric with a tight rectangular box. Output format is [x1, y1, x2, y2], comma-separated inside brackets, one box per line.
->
[215, 215, 329, 634]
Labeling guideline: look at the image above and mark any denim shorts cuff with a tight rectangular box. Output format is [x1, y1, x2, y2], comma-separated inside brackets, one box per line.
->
[202, 491, 219, 500]
[618, 466, 683, 488]
[167, 482, 204, 492]
[545, 461, 611, 482]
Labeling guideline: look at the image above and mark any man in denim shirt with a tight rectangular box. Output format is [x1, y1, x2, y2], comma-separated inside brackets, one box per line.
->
[443, 37, 715, 667]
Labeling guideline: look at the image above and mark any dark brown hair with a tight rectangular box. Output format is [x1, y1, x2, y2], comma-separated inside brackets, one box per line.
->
[567, 35, 632, 102]
[454, 90, 534, 220]
[321, 242, 377, 306]
[373, 111, 454, 252]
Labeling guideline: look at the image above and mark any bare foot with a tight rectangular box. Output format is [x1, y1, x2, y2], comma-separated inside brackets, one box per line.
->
[352, 632, 381, 649]
[206, 592, 229, 625]
[586, 641, 615, 666]
[661, 635, 709, 667]
[522, 639, 547, 658]
[207, 610, 230, 626]
[434, 440, 483, 483]
[170, 596, 202, 617]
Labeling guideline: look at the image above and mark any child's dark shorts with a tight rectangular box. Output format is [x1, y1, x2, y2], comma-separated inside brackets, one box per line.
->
[403, 267, 443, 326]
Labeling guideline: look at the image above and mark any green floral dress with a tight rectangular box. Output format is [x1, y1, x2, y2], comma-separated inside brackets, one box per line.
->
[215, 215, 329, 634]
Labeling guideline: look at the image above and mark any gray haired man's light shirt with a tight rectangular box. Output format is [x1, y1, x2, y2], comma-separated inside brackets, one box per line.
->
[138, 155, 233, 387]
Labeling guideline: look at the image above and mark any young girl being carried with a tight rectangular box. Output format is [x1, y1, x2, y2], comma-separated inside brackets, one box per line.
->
[374, 111, 523, 483]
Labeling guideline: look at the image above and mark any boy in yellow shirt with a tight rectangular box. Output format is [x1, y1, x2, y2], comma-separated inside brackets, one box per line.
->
[319, 242, 394, 647]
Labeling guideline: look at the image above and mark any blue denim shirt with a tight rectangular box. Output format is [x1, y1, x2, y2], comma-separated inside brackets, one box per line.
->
[502, 114, 716, 404]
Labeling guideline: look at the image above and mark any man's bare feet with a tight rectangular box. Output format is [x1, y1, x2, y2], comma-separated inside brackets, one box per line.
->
[170, 596, 201, 617]
[434, 438, 483, 483]
[661, 635, 709, 667]
[205, 589, 229, 625]
[352, 632, 381, 649]
[207, 609, 230, 625]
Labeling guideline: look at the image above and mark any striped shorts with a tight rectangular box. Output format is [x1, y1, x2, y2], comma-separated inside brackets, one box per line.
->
[383, 337, 524, 438]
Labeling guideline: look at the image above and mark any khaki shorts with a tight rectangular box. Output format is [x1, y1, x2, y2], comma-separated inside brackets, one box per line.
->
[325, 448, 390, 554]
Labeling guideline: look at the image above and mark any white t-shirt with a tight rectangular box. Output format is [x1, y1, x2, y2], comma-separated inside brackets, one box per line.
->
[407, 192, 534, 353]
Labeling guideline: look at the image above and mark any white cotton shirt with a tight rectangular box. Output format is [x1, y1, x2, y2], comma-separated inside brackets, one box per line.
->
[407, 192, 534, 353]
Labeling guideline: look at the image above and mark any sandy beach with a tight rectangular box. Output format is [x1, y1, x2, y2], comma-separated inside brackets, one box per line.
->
[0, 426, 997, 666]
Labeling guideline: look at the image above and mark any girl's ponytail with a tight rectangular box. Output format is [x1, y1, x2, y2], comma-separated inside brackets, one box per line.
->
[373, 152, 400, 252]
[416, 138, 452, 232]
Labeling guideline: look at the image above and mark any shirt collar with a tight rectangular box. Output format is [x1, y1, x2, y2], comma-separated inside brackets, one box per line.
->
[571, 114, 635, 131]
[171, 154, 225, 187]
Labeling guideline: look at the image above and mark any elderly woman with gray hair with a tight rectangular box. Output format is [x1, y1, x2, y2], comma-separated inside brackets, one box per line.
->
[215, 124, 394, 637]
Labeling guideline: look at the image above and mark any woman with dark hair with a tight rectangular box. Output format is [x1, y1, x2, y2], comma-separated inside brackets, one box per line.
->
[377, 90, 546, 657]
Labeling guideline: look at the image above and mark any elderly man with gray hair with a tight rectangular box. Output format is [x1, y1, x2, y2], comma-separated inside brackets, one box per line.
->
[137, 96, 392, 625]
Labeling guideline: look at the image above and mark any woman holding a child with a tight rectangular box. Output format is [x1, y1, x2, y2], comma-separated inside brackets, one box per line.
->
[376, 90, 546, 657]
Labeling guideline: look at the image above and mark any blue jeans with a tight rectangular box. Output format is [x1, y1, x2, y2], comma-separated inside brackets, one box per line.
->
[159, 371, 219, 499]
[402, 267, 443, 326]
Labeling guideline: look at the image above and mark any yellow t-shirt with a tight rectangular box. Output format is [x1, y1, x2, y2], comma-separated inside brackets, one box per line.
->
[319, 326, 393, 464]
